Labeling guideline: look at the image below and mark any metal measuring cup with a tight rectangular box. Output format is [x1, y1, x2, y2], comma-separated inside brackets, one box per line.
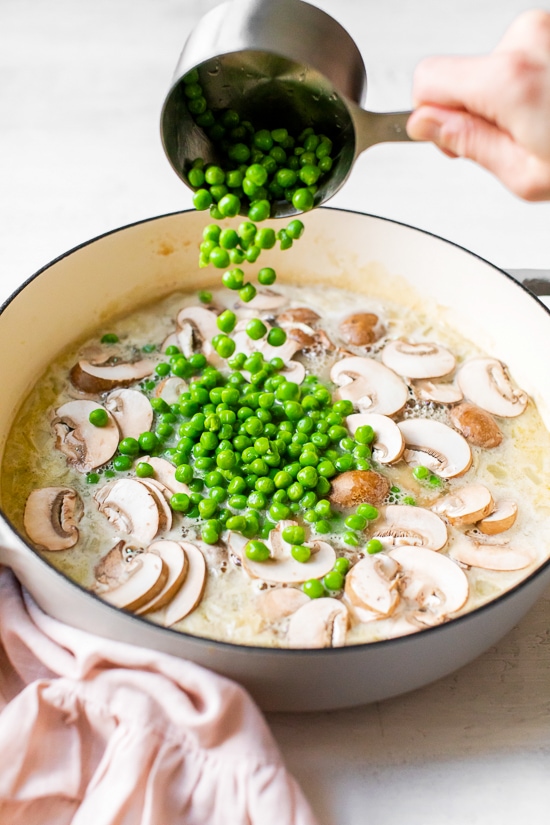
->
[161, 0, 413, 217]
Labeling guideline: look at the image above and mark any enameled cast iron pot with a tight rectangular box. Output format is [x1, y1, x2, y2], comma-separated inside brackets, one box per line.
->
[1, 208, 549, 712]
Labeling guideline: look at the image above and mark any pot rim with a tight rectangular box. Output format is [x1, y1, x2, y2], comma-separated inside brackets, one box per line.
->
[2, 206, 549, 657]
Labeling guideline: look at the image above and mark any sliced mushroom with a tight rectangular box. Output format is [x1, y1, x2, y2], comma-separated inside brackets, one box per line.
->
[372, 504, 448, 551]
[450, 535, 535, 570]
[52, 400, 119, 472]
[398, 418, 472, 478]
[70, 358, 155, 393]
[457, 357, 528, 417]
[381, 340, 456, 379]
[105, 389, 153, 440]
[154, 541, 207, 626]
[233, 322, 302, 364]
[345, 554, 400, 617]
[94, 478, 161, 544]
[432, 484, 495, 526]
[94, 540, 141, 589]
[242, 289, 288, 312]
[23, 486, 82, 551]
[284, 324, 317, 349]
[155, 376, 187, 406]
[101, 552, 168, 611]
[134, 478, 173, 533]
[389, 545, 469, 626]
[329, 470, 390, 508]
[339, 313, 382, 347]
[256, 587, 310, 622]
[287, 598, 349, 648]
[449, 402, 503, 449]
[243, 538, 336, 584]
[226, 530, 248, 565]
[413, 380, 463, 405]
[330, 356, 409, 416]
[277, 307, 321, 326]
[477, 500, 518, 535]
[141, 456, 190, 495]
[136, 540, 189, 613]
[176, 306, 222, 364]
[346, 413, 405, 464]
[279, 360, 306, 384]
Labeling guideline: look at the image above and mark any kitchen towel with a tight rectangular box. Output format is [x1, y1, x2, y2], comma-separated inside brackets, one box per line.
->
[0, 567, 319, 825]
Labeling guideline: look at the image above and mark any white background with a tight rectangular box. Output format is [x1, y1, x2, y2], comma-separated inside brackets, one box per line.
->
[2, 2, 550, 823]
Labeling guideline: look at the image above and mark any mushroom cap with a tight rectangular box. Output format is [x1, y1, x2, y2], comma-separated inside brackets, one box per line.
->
[23, 486, 82, 551]
[372, 504, 448, 551]
[456, 357, 528, 418]
[256, 587, 310, 623]
[477, 500, 518, 535]
[330, 356, 409, 416]
[155, 376, 188, 406]
[277, 307, 321, 326]
[243, 535, 336, 584]
[94, 478, 161, 544]
[398, 417, 472, 478]
[389, 545, 469, 625]
[346, 413, 405, 464]
[413, 380, 463, 405]
[449, 402, 503, 449]
[105, 389, 153, 440]
[450, 535, 535, 571]
[432, 484, 495, 526]
[136, 540, 189, 613]
[101, 552, 168, 611]
[329, 470, 390, 508]
[70, 358, 155, 393]
[381, 340, 456, 379]
[339, 312, 382, 347]
[155, 541, 207, 626]
[53, 400, 120, 472]
[345, 554, 400, 617]
[287, 598, 349, 648]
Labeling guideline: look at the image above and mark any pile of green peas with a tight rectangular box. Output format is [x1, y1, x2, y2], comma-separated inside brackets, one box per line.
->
[181, 69, 335, 220]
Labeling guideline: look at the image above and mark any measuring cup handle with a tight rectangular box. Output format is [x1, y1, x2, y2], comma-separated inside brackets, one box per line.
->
[353, 109, 413, 153]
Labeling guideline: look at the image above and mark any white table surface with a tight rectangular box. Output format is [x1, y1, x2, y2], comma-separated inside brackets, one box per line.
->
[2, 2, 550, 823]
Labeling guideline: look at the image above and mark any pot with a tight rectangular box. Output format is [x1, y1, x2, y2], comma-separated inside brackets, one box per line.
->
[1, 207, 549, 712]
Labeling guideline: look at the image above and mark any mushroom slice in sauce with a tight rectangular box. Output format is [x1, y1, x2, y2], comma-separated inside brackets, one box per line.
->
[477, 500, 518, 535]
[240, 289, 288, 312]
[134, 478, 173, 533]
[136, 540, 189, 614]
[94, 540, 141, 590]
[94, 478, 161, 544]
[346, 413, 405, 464]
[256, 587, 310, 623]
[345, 554, 400, 618]
[70, 358, 155, 393]
[141, 456, 190, 495]
[381, 340, 456, 379]
[155, 376, 188, 406]
[277, 307, 321, 326]
[372, 504, 448, 552]
[329, 470, 390, 508]
[389, 545, 469, 626]
[287, 598, 349, 648]
[450, 535, 535, 571]
[242, 535, 336, 584]
[398, 418, 472, 478]
[101, 552, 169, 611]
[449, 402, 503, 449]
[339, 312, 383, 347]
[52, 400, 119, 472]
[175, 306, 223, 365]
[457, 357, 528, 417]
[432, 484, 495, 526]
[330, 356, 409, 416]
[151, 541, 207, 626]
[23, 486, 82, 551]
[105, 388, 153, 440]
[279, 360, 306, 385]
[413, 380, 463, 405]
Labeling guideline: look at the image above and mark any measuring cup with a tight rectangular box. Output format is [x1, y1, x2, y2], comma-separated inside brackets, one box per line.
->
[161, 0, 413, 217]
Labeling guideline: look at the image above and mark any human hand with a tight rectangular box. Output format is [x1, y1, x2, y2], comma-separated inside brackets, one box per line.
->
[406, 10, 550, 201]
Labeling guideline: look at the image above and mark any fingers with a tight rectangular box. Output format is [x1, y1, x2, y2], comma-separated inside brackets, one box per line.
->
[407, 105, 550, 201]
[494, 9, 550, 56]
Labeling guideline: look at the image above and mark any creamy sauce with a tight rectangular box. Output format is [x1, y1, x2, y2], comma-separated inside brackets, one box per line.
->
[3, 283, 550, 648]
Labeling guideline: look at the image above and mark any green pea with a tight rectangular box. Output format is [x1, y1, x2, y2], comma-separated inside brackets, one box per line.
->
[343, 532, 360, 546]
[188, 167, 205, 188]
[201, 524, 220, 544]
[255, 227, 276, 249]
[366, 539, 384, 555]
[218, 193, 241, 218]
[245, 540, 270, 561]
[269, 502, 291, 521]
[264, 327, 285, 348]
[292, 187, 315, 212]
[113, 455, 132, 472]
[355, 425, 375, 444]
[282, 524, 306, 545]
[209, 246, 231, 269]
[135, 461, 154, 478]
[246, 318, 267, 341]
[216, 309, 237, 333]
[193, 188, 213, 211]
[413, 465, 430, 480]
[226, 515, 247, 532]
[89, 408, 109, 427]
[85, 472, 100, 484]
[226, 169, 244, 189]
[118, 437, 140, 456]
[248, 199, 271, 222]
[257, 267, 276, 286]
[214, 335, 236, 358]
[334, 454, 354, 472]
[356, 503, 379, 520]
[219, 229, 239, 249]
[291, 544, 311, 563]
[100, 333, 119, 344]
[238, 283, 257, 303]
[323, 570, 344, 591]
[345, 514, 367, 531]
[170, 493, 191, 512]
[222, 267, 244, 290]
[198, 498, 218, 519]
[302, 578, 325, 599]
[285, 219, 305, 240]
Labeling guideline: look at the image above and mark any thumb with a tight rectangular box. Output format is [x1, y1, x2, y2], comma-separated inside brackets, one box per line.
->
[407, 104, 548, 199]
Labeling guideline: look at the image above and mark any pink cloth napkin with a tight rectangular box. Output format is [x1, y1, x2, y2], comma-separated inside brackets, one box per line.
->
[0, 567, 319, 825]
